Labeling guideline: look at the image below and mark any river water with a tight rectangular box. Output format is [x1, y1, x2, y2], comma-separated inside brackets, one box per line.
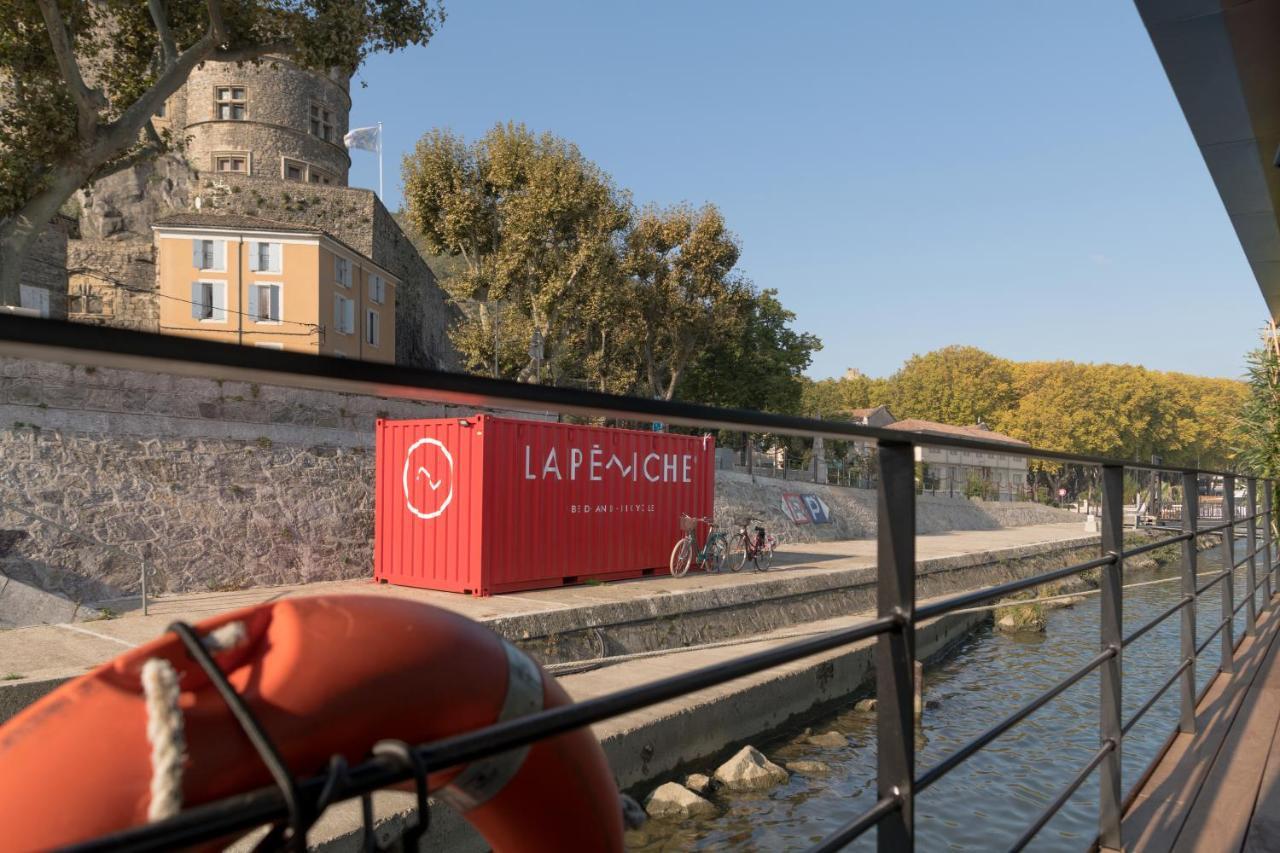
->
[628, 536, 1264, 852]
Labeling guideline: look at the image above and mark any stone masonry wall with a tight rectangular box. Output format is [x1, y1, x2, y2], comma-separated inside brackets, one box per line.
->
[0, 356, 505, 605]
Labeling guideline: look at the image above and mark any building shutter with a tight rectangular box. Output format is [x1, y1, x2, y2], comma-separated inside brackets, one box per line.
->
[270, 243, 281, 272]
[192, 240, 202, 268]
[211, 283, 227, 322]
[334, 295, 342, 331]
[270, 285, 280, 320]
[248, 242, 260, 271]
[344, 298, 355, 333]
[248, 285, 259, 320]
[190, 282, 203, 318]
[214, 240, 226, 271]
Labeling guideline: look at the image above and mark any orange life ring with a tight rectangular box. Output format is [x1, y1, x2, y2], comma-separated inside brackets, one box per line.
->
[0, 595, 623, 851]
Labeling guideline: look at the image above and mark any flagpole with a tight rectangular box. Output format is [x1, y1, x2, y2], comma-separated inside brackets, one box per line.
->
[377, 122, 383, 201]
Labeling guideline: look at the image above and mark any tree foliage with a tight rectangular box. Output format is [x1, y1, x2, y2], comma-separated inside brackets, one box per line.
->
[625, 203, 750, 400]
[1239, 346, 1280, 478]
[0, 0, 444, 303]
[402, 123, 631, 385]
[402, 124, 821, 409]
[800, 346, 1246, 473]
[885, 345, 1016, 425]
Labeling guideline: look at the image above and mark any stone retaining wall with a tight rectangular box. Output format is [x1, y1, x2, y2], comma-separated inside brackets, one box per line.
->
[714, 470, 1083, 544]
[0, 356, 526, 607]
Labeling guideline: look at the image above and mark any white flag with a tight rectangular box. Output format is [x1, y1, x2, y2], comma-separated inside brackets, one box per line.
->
[344, 125, 380, 152]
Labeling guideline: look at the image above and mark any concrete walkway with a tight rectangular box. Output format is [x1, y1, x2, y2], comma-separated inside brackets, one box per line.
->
[0, 522, 1089, 688]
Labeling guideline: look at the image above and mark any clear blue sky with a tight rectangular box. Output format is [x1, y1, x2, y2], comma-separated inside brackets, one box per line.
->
[347, 0, 1264, 382]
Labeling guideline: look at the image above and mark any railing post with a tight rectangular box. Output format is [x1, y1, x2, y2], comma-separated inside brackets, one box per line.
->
[1247, 478, 1258, 636]
[876, 440, 916, 851]
[1267, 481, 1275, 607]
[1099, 464, 1124, 851]
[1180, 472, 1197, 734]
[1222, 476, 1235, 674]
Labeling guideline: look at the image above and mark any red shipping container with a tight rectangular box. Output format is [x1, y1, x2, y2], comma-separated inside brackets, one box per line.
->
[375, 415, 716, 595]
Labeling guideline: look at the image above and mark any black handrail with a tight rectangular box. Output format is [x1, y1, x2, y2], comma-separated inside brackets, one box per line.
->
[0, 313, 1275, 852]
[1123, 596, 1192, 648]
[914, 555, 1116, 621]
[1122, 659, 1193, 735]
[1008, 739, 1116, 852]
[914, 648, 1116, 792]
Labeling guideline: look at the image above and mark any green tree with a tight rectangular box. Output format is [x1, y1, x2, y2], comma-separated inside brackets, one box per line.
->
[0, 0, 444, 305]
[886, 346, 1016, 425]
[623, 203, 749, 400]
[402, 123, 631, 384]
[1239, 346, 1280, 477]
[679, 288, 820, 413]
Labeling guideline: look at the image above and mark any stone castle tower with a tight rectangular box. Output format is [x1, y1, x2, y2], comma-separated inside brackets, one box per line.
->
[67, 57, 455, 369]
[156, 58, 353, 187]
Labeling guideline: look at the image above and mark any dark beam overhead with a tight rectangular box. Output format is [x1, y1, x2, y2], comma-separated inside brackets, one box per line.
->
[1135, 0, 1280, 319]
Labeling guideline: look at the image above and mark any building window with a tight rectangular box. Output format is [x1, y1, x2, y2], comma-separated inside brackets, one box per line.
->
[334, 256, 351, 287]
[310, 103, 333, 142]
[191, 280, 227, 322]
[334, 294, 355, 334]
[283, 159, 306, 182]
[369, 274, 385, 304]
[255, 342, 284, 351]
[365, 308, 380, 347]
[249, 241, 281, 273]
[192, 238, 225, 271]
[214, 153, 248, 174]
[308, 167, 334, 185]
[19, 285, 50, 318]
[215, 86, 246, 120]
[250, 282, 282, 323]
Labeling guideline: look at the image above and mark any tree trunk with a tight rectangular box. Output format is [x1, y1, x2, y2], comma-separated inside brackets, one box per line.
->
[0, 165, 89, 306]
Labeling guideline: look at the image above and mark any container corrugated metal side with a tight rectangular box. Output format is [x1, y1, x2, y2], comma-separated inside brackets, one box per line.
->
[374, 415, 714, 596]
[375, 417, 487, 594]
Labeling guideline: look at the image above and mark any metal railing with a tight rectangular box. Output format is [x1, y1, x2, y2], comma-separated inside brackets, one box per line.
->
[0, 316, 1274, 852]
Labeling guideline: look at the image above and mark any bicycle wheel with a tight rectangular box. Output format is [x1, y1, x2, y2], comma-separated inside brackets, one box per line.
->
[725, 533, 748, 572]
[755, 543, 773, 572]
[706, 535, 729, 572]
[670, 537, 694, 577]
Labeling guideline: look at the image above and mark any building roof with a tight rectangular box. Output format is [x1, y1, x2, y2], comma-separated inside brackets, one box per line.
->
[846, 405, 892, 419]
[153, 213, 327, 236]
[885, 418, 1029, 447]
[151, 212, 397, 282]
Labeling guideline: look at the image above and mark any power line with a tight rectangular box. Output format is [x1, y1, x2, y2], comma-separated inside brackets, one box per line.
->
[68, 267, 322, 334]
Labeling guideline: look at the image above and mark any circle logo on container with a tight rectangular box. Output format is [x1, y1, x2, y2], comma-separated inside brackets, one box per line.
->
[402, 438, 455, 520]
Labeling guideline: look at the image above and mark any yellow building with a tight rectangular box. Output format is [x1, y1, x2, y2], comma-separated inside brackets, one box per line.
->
[151, 214, 396, 361]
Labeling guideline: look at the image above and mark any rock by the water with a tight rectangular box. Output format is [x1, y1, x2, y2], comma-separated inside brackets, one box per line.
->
[806, 730, 848, 748]
[994, 601, 1046, 633]
[713, 745, 790, 791]
[786, 760, 831, 775]
[621, 793, 647, 829]
[854, 698, 877, 712]
[685, 773, 712, 794]
[644, 782, 717, 819]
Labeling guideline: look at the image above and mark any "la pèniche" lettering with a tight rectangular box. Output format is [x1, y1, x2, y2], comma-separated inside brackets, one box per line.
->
[524, 444, 695, 483]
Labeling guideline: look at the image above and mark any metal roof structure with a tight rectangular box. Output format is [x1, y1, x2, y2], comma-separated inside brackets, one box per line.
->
[1135, 0, 1280, 318]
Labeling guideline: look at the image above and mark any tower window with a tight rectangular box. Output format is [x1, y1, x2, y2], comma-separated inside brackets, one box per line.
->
[308, 167, 334, 186]
[283, 158, 306, 182]
[214, 153, 248, 174]
[215, 87, 246, 120]
[310, 103, 334, 142]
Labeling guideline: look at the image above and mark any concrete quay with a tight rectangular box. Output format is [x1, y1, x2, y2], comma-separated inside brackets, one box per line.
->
[0, 521, 1095, 719]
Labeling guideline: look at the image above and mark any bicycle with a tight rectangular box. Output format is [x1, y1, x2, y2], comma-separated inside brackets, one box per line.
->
[670, 514, 729, 577]
[726, 517, 777, 572]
